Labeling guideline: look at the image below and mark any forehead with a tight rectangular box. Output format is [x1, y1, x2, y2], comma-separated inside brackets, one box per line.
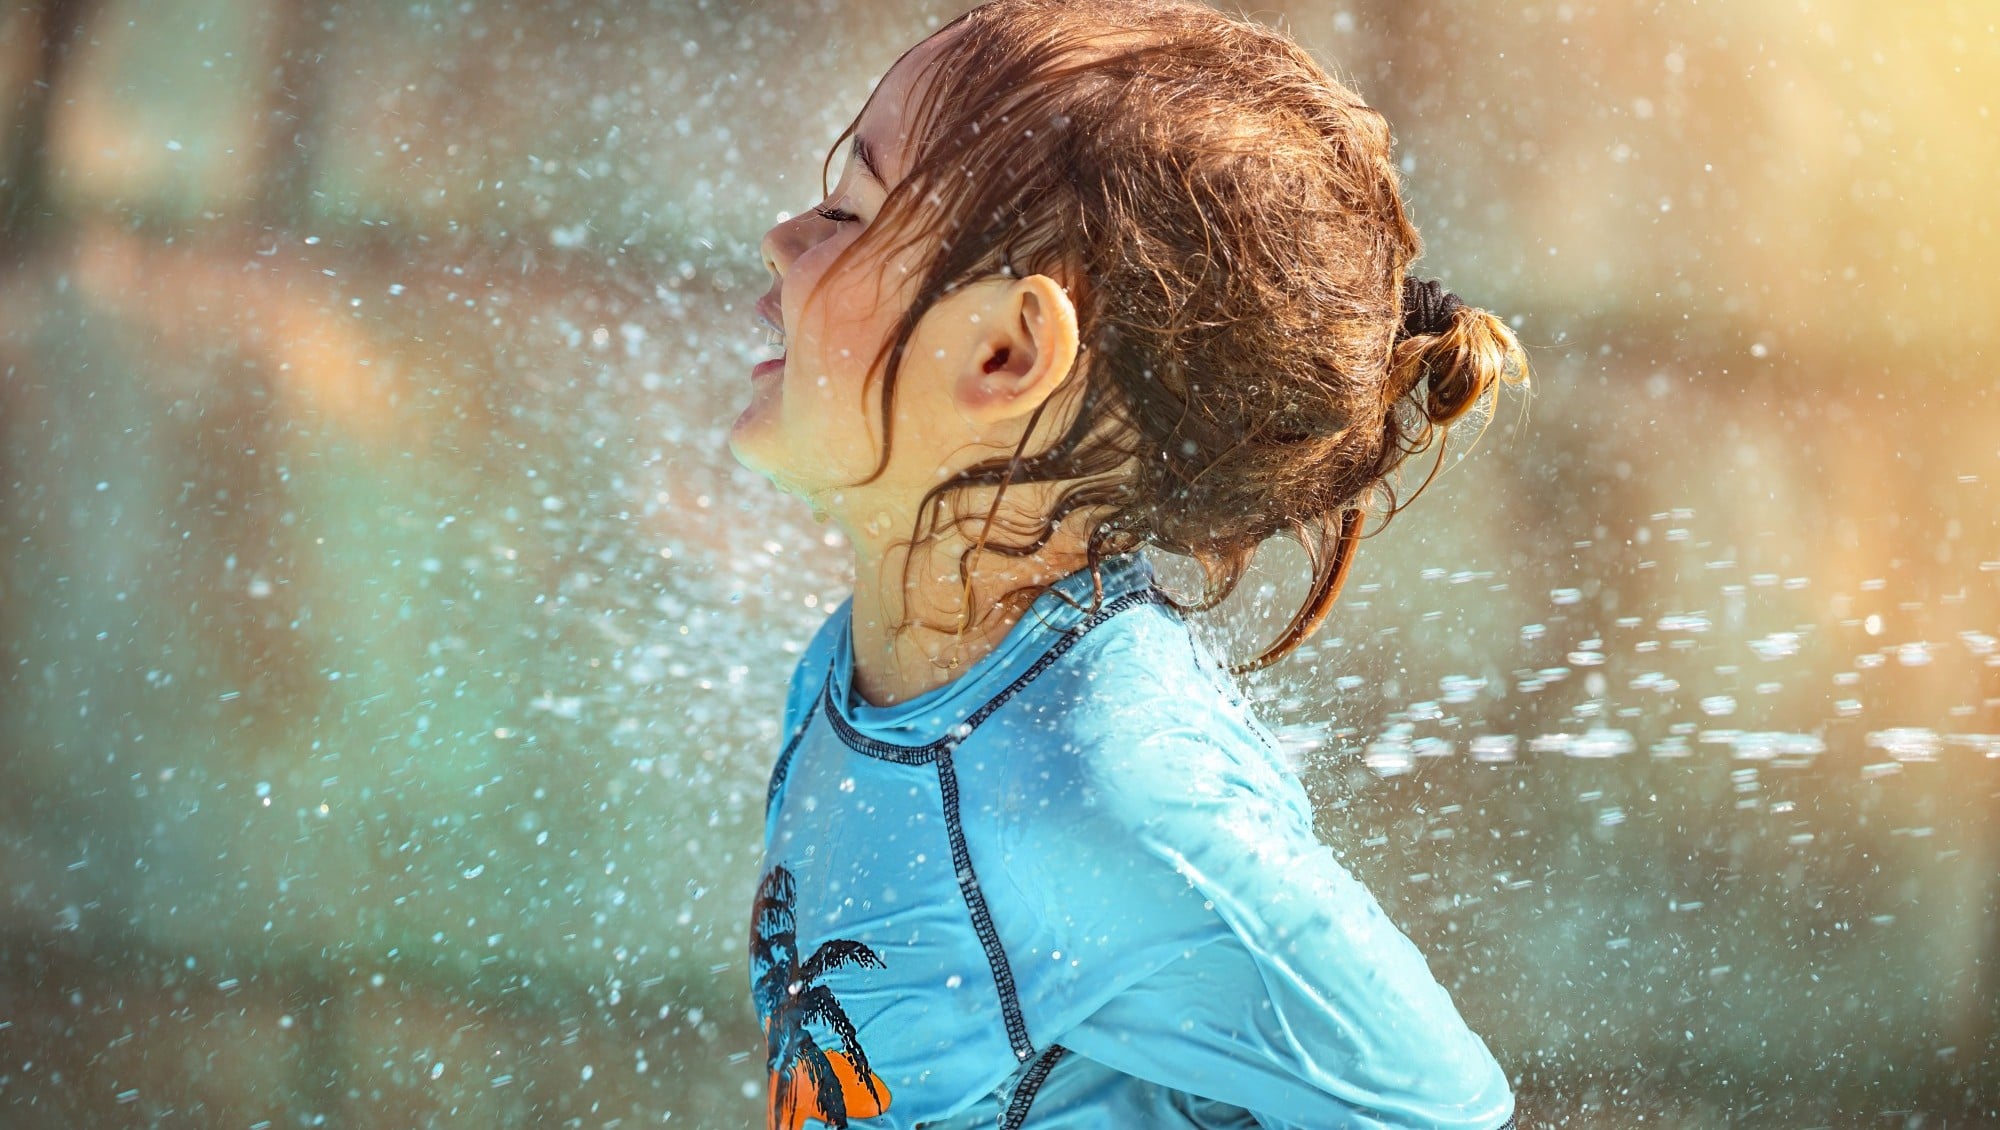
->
[851, 27, 962, 184]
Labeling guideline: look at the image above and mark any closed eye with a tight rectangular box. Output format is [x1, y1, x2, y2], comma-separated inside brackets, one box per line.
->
[814, 205, 858, 224]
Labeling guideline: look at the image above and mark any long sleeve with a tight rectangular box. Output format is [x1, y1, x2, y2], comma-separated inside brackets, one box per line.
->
[999, 723, 1515, 1130]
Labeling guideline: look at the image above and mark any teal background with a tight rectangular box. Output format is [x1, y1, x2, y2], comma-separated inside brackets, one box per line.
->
[1, 1, 1995, 1125]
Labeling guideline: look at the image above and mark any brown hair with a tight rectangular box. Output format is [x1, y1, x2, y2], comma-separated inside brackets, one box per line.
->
[823, 0, 1529, 673]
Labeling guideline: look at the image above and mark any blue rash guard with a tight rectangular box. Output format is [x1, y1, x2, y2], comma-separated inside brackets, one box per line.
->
[750, 552, 1515, 1130]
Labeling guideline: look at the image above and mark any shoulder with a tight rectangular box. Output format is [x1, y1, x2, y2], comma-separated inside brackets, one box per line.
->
[990, 599, 1382, 944]
[779, 597, 848, 735]
[798, 595, 850, 681]
[1040, 725, 1321, 890]
[765, 601, 846, 820]
[1012, 603, 1315, 843]
[993, 612, 1320, 919]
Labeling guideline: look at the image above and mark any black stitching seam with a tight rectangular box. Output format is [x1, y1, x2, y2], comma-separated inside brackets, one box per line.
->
[999, 1044, 1068, 1129]
[820, 586, 1173, 765]
[937, 752, 1034, 1063]
[763, 694, 821, 817]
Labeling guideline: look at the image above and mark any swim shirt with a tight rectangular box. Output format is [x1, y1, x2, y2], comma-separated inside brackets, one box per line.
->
[750, 551, 1515, 1130]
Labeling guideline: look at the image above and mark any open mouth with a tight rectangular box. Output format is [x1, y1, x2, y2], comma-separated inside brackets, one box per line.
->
[752, 296, 786, 378]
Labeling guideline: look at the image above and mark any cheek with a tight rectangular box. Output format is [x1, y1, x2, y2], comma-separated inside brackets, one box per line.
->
[788, 278, 903, 417]
[795, 270, 896, 366]
[780, 241, 932, 472]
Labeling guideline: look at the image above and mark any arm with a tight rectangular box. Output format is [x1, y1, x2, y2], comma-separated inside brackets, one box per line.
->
[1010, 727, 1514, 1130]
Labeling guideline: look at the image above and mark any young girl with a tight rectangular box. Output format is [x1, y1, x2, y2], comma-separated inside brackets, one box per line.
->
[728, 1, 1528, 1127]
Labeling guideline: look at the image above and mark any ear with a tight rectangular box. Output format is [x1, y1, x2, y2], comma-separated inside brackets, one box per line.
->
[953, 273, 1080, 428]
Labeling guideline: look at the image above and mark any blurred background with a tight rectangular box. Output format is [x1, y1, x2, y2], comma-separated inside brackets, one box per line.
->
[1, 0, 1994, 1126]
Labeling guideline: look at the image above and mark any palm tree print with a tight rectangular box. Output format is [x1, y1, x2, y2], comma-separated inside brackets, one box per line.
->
[752, 864, 894, 1129]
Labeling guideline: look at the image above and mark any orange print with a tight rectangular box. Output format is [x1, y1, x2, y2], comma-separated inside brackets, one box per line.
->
[752, 865, 893, 1129]
[767, 1051, 893, 1130]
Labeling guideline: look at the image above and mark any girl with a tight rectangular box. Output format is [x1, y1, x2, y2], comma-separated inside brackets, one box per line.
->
[729, 1, 1528, 1127]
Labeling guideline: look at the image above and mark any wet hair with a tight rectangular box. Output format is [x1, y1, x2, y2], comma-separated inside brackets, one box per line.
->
[824, 0, 1530, 672]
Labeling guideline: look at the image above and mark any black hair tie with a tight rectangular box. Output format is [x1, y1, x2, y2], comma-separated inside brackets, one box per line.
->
[1398, 276, 1463, 340]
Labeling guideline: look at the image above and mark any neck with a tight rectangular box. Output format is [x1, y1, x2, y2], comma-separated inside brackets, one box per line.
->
[837, 503, 1093, 709]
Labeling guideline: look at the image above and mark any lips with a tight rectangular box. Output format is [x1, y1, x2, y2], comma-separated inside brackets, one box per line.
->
[752, 355, 785, 379]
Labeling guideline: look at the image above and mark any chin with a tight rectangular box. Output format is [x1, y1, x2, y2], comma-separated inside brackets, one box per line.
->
[726, 427, 810, 500]
[725, 427, 781, 482]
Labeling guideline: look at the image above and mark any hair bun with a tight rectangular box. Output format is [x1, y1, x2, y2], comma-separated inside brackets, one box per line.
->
[1398, 276, 1463, 341]
[1386, 280, 1528, 429]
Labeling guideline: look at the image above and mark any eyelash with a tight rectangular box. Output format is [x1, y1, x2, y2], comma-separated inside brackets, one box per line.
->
[814, 205, 858, 224]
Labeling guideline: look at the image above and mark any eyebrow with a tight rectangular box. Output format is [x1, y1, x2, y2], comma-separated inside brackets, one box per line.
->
[851, 136, 885, 187]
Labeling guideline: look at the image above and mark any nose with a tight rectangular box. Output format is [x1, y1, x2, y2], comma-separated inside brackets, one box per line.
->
[759, 212, 811, 280]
